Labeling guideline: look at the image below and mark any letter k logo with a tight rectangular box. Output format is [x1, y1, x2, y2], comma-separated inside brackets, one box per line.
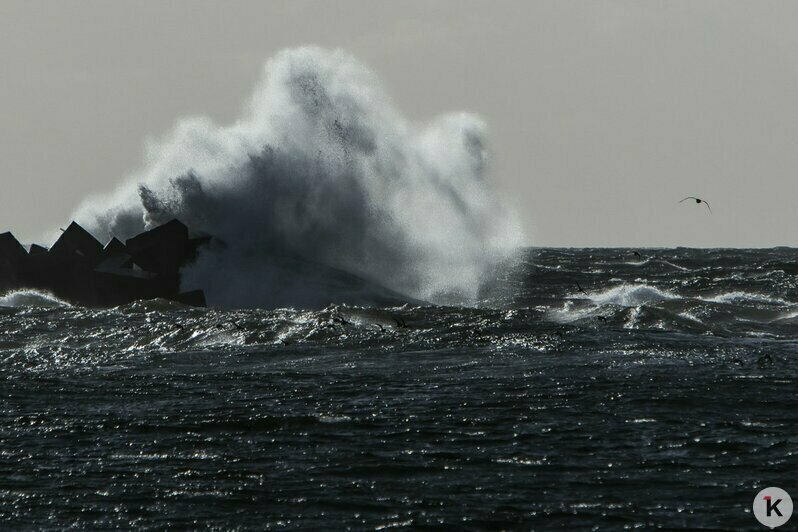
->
[765, 495, 783, 517]
[754, 487, 792, 527]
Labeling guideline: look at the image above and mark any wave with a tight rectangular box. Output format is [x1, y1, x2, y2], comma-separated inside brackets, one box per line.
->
[623, 258, 651, 266]
[699, 291, 792, 306]
[552, 277, 798, 335]
[581, 283, 678, 307]
[658, 260, 692, 271]
[71, 47, 522, 309]
[0, 289, 71, 308]
[573, 284, 792, 311]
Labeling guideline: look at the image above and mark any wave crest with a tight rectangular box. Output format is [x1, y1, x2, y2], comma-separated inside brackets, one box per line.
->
[584, 284, 677, 307]
[0, 289, 71, 308]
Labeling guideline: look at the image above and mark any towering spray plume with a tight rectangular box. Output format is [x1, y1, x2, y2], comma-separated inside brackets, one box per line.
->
[74, 47, 522, 308]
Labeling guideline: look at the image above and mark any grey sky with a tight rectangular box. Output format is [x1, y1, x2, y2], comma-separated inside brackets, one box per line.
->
[0, 0, 795, 247]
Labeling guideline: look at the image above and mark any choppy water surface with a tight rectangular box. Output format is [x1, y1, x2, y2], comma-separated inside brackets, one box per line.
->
[1, 248, 796, 529]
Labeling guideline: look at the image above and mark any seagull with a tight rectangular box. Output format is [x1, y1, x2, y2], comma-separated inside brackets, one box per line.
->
[680, 196, 712, 213]
[575, 281, 589, 296]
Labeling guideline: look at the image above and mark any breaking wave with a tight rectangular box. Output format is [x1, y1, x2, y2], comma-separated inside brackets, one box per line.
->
[580, 284, 677, 307]
[0, 289, 71, 308]
[72, 47, 522, 308]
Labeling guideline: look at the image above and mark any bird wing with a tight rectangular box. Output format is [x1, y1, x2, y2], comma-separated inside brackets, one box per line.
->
[703, 201, 712, 213]
[679, 197, 698, 203]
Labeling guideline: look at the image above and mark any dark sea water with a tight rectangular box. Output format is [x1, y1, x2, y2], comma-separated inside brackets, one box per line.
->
[1, 248, 796, 529]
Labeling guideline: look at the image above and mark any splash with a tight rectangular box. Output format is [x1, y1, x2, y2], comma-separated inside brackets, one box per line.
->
[73, 47, 521, 308]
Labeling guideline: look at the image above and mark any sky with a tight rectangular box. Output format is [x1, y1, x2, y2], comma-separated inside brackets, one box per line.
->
[0, 0, 796, 247]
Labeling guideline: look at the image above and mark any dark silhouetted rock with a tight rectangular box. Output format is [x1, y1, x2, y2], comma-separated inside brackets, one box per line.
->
[126, 219, 190, 275]
[0, 219, 208, 307]
[0, 232, 27, 262]
[0, 232, 28, 293]
[28, 244, 48, 256]
[50, 222, 103, 264]
[102, 237, 127, 257]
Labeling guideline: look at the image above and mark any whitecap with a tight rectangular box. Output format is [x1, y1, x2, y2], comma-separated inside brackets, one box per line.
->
[0, 289, 71, 308]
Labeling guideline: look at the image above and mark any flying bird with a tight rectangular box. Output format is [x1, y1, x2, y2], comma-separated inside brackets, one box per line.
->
[680, 196, 711, 213]
[575, 281, 589, 296]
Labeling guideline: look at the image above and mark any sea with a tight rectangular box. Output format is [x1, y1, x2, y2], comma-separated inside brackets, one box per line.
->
[1, 248, 795, 529]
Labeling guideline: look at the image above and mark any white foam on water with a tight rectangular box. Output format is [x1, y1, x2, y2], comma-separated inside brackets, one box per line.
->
[700, 291, 791, 306]
[586, 283, 678, 307]
[0, 289, 71, 308]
